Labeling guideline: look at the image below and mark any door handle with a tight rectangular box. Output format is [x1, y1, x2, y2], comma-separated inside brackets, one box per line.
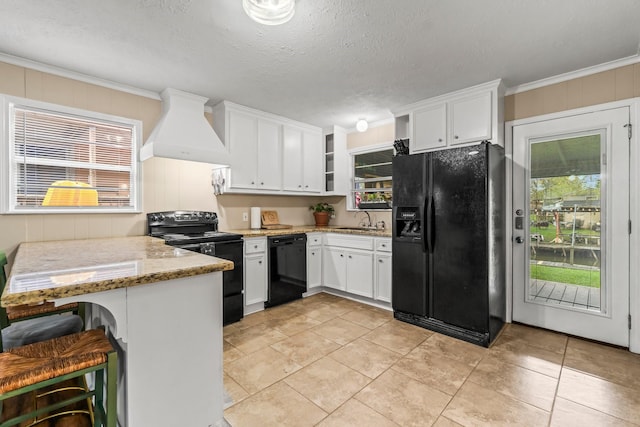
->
[515, 236, 524, 244]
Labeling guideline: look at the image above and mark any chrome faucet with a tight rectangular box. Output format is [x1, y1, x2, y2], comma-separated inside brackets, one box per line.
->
[360, 211, 372, 228]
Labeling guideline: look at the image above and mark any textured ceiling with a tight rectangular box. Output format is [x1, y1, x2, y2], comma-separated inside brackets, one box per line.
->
[0, 0, 639, 129]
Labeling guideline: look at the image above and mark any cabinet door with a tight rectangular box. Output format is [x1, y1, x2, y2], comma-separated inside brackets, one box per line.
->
[257, 119, 282, 190]
[345, 250, 373, 298]
[412, 104, 446, 153]
[307, 247, 322, 289]
[322, 247, 346, 290]
[282, 126, 304, 191]
[303, 131, 322, 192]
[229, 110, 258, 188]
[375, 253, 392, 303]
[244, 254, 266, 305]
[449, 91, 492, 145]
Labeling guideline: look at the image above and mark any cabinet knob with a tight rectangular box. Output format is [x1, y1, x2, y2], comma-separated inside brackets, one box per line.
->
[311, 252, 315, 255]
[254, 245, 258, 249]
[298, 184, 302, 188]
[258, 261, 262, 264]
[348, 255, 352, 259]
[305, 185, 308, 188]
[454, 135, 459, 139]
[260, 182, 264, 185]
[381, 244, 386, 247]
[379, 259, 384, 263]
[251, 181, 255, 184]
[340, 254, 344, 257]
[438, 138, 443, 142]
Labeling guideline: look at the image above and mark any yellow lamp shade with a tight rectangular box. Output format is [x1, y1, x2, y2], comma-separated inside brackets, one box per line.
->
[42, 181, 99, 206]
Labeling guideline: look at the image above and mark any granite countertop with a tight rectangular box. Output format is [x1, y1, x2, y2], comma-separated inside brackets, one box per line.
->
[229, 225, 392, 238]
[2, 236, 234, 307]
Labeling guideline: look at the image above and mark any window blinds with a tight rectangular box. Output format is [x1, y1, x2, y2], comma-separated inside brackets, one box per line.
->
[10, 104, 137, 210]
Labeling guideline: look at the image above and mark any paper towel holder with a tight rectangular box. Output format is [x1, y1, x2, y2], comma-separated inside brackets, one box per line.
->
[250, 207, 261, 229]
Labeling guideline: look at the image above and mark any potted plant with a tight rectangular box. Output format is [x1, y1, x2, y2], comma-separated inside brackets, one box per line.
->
[309, 202, 334, 226]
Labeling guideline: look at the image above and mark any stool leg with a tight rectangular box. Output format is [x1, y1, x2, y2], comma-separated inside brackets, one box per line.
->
[106, 351, 118, 427]
[94, 368, 105, 426]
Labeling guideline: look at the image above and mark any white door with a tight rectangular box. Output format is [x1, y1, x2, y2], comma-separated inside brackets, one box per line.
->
[512, 107, 630, 346]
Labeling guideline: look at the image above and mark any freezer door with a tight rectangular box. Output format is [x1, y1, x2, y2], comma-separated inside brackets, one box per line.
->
[392, 240, 429, 316]
[392, 153, 427, 207]
[430, 145, 489, 332]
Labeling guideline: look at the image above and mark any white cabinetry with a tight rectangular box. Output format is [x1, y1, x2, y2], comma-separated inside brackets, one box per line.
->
[307, 233, 322, 290]
[282, 126, 322, 193]
[323, 126, 348, 195]
[322, 234, 374, 298]
[213, 100, 323, 195]
[374, 238, 392, 303]
[394, 79, 503, 153]
[226, 109, 281, 190]
[244, 237, 267, 313]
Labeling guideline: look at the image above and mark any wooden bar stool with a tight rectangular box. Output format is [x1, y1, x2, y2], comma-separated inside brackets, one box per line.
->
[0, 329, 117, 427]
[1, 251, 84, 352]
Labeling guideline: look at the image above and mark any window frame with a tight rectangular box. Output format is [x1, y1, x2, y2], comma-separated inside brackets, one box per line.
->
[347, 142, 394, 211]
[1, 94, 142, 214]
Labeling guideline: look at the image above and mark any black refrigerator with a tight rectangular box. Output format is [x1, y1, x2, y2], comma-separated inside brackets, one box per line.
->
[392, 141, 505, 347]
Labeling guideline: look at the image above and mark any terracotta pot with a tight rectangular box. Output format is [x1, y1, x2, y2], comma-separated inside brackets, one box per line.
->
[313, 211, 330, 226]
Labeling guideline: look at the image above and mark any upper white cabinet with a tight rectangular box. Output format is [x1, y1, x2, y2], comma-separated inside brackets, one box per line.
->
[323, 126, 348, 195]
[394, 79, 504, 153]
[227, 110, 281, 190]
[282, 126, 322, 193]
[212, 101, 323, 195]
[413, 104, 447, 152]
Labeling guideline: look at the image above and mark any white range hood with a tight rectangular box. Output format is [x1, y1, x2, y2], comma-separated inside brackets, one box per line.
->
[140, 88, 230, 166]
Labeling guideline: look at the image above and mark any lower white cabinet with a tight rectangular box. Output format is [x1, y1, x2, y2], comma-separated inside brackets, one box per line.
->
[244, 237, 267, 307]
[307, 233, 322, 289]
[345, 250, 374, 298]
[375, 253, 392, 303]
[322, 234, 375, 298]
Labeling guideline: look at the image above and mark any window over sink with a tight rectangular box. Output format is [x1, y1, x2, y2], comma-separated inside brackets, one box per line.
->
[349, 144, 393, 210]
[1, 95, 141, 213]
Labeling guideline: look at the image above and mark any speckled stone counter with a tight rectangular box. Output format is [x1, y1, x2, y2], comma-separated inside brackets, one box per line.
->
[228, 225, 392, 238]
[2, 235, 231, 427]
[2, 235, 234, 306]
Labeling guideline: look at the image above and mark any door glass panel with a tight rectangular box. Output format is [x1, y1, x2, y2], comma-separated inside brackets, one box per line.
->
[528, 133, 603, 312]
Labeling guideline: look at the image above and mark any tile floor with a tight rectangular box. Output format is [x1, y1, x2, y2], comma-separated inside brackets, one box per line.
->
[223, 293, 640, 426]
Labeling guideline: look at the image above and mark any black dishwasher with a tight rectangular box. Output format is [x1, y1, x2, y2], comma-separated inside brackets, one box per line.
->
[266, 234, 307, 308]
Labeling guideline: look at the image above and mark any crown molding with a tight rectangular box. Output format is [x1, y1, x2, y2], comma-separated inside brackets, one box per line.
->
[0, 52, 162, 101]
[505, 54, 640, 96]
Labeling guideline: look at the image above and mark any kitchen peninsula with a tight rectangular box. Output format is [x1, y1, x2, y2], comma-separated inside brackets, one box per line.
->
[1, 236, 233, 427]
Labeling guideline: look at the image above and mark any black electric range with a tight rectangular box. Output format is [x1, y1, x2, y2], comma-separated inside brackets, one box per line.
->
[147, 211, 244, 325]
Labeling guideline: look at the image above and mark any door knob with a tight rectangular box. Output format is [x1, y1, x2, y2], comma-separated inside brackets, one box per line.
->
[515, 236, 524, 244]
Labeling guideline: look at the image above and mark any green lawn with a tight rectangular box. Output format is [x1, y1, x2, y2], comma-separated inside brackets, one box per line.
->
[530, 264, 600, 288]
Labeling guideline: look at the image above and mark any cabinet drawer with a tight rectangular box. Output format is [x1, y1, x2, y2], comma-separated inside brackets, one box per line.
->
[244, 238, 266, 254]
[323, 233, 373, 250]
[375, 238, 392, 252]
[307, 233, 322, 247]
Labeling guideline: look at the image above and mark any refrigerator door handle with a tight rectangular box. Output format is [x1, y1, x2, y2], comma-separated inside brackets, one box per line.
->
[421, 195, 428, 253]
[426, 195, 433, 253]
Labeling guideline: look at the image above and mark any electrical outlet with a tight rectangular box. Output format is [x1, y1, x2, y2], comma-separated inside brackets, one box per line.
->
[242, 212, 248, 222]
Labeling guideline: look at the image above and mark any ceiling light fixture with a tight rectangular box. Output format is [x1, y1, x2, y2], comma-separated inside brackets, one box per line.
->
[242, 0, 295, 25]
[356, 119, 369, 132]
